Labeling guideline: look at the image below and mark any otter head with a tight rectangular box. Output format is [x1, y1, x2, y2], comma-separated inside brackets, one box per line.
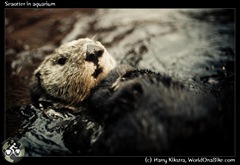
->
[30, 38, 116, 108]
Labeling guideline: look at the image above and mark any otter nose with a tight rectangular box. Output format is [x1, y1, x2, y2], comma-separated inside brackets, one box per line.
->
[85, 44, 104, 63]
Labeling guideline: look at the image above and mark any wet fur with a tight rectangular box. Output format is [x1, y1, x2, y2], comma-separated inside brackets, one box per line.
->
[63, 65, 232, 156]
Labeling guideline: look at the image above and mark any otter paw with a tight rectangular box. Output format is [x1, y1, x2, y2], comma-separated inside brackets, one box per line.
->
[43, 108, 74, 119]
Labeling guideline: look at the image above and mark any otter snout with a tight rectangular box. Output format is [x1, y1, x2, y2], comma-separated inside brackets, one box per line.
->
[85, 44, 104, 65]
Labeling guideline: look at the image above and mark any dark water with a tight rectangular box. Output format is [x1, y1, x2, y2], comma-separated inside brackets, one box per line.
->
[5, 9, 235, 156]
[19, 105, 74, 156]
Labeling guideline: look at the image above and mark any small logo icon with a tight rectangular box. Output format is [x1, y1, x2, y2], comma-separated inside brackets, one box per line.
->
[2, 138, 25, 163]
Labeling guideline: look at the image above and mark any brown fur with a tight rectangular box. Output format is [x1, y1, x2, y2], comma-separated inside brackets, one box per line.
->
[30, 38, 116, 108]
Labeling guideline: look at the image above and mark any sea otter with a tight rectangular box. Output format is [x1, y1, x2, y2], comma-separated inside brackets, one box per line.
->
[29, 38, 233, 156]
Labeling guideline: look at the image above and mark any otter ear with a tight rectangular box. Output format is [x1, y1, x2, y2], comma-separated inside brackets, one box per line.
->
[29, 71, 43, 102]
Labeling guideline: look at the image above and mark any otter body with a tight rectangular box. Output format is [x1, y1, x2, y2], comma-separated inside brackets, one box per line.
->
[63, 64, 230, 155]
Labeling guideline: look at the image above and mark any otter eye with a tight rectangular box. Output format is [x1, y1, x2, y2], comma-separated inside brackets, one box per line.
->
[57, 57, 67, 65]
[35, 72, 41, 78]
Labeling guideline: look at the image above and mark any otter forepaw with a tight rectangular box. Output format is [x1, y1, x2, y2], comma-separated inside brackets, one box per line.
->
[43, 108, 75, 120]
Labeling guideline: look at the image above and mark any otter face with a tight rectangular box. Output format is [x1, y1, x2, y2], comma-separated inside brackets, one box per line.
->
[31, 38, 116, 105]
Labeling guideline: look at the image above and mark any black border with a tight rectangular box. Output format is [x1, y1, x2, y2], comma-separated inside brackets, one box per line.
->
[2, 1, 238, 164]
